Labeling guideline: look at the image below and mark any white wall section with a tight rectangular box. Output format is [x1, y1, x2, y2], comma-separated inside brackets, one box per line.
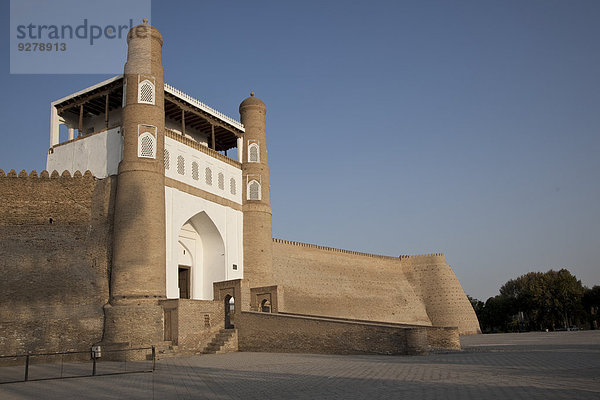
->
[165, 186, 244, 300]
[164, 136, 242, 205]
[46, 127, 123, 178]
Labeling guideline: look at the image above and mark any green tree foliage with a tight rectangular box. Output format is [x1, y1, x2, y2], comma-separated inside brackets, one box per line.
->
[484, 295, 517, 332]
[470, 268, 592, 333]
[583, 285, 600, 329]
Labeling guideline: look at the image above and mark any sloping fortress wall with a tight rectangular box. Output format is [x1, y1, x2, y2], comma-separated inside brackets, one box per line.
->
[272, 239, 481, 334]
[0, 170, 115, 355]
[403, 254, 481, 334]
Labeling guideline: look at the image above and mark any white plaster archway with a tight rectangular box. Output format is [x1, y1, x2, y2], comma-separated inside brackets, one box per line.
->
[165, 187, 244, 300]
[178, 240, 194, 267]
[172, 212, 226, 300]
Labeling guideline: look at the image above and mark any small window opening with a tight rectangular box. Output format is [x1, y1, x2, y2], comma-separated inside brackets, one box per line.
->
[138, 79, 155, 105]
[248, 143, 259, 163]
[248, 180, 261, 200]
[205, 167, 213, 186]
[261, 299, 271, 313]
[192, 162, 199, 180]
[138, 133, 156, 159]
[177, 155, 185, 175]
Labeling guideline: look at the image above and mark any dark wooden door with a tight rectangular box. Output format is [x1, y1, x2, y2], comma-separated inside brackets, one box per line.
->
[178, 267, 190, 299]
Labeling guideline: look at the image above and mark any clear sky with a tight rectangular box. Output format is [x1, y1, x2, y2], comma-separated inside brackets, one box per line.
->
[1, 0, 598, 301]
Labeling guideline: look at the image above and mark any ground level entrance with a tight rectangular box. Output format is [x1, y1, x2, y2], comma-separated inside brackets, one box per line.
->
[178, 266, 190, 299]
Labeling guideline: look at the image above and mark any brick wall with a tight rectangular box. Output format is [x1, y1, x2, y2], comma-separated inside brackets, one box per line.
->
[426, 327, 461, 350]
[237, 311, 430, 355]
[272, 240, 432, 326]
[272, 239, 481, 335]
[161, 299, 224, 353]
[403, 255, 481, 334]
[0, 171, 115, 355]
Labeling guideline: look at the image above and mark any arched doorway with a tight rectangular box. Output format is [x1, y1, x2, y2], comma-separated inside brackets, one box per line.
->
[177, 241, 193, 299]
[173, 211, 226, 300]
[261, 299, 271, 313]
[225, 295, 235, 329]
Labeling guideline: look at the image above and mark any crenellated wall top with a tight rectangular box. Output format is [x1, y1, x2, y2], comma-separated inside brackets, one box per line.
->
[272, 238, 444, 261]
[0, 169, 94, 179]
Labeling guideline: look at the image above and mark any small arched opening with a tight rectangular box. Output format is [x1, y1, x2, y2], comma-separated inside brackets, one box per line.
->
[248, 142, 259, 163]
[247, 179, 261, 201]
[224, 295, 235, 329]
[261, 299, 271, 313]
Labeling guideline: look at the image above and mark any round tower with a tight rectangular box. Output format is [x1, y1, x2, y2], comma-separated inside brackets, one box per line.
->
[240, 93, 273, 288]
[103, 22, 166, 347]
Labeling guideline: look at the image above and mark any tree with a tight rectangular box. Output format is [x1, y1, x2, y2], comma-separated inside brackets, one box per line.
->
[545, 269, 585, 329]
[583, 286, 600, 329]
[467, 294, 516, 333]
[467, 295, 484, 317]
[484, 295, 517, 332]
[496, 269, 586, 331]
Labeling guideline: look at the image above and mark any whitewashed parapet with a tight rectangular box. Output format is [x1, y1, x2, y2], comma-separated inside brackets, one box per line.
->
[164, 83, 245, 132]
[46, 127, 123, 179]
[164, 135, 242, 205]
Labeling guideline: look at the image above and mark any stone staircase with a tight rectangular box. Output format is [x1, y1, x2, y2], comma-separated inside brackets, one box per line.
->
[202, 329, 238, 354]
[155, 340, 179, 359]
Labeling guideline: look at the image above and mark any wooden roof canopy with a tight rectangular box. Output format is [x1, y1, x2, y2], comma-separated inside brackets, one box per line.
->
[56, 79, 123, 122]
[54, 76, 243, 152]
[164, 92, 242, 151]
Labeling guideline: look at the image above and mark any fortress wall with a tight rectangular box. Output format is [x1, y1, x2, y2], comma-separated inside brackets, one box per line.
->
[237, 311, 429, 355]
[402, 254, 481, 335]
[271, 239, 432, 326]
[426, 326, 461, 350]
[0, 170, 116, 355]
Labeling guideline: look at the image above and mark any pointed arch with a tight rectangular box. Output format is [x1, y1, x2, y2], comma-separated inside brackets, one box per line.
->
[138, 79, 155, 105]
[248, 142, 259, 163]
[138, 132, 156, 159]
[172, 212, 226, 300]
[247, 179, 261, 201]
[178, 240, 194, 267]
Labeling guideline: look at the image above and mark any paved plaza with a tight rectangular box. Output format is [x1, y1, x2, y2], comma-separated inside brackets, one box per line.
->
[1, 330, 599, 399]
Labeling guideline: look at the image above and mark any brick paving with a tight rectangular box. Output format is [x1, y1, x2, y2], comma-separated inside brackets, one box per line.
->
[1, 331, 598, 399]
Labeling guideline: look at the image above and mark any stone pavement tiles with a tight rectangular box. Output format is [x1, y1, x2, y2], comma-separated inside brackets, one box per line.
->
[1, 330, 598, 399]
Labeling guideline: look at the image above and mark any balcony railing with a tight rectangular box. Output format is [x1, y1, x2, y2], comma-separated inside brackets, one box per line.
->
[164, 84, 244, 132]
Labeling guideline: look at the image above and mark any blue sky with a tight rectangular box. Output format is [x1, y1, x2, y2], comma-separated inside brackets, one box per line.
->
[1, 0, 598, 300]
